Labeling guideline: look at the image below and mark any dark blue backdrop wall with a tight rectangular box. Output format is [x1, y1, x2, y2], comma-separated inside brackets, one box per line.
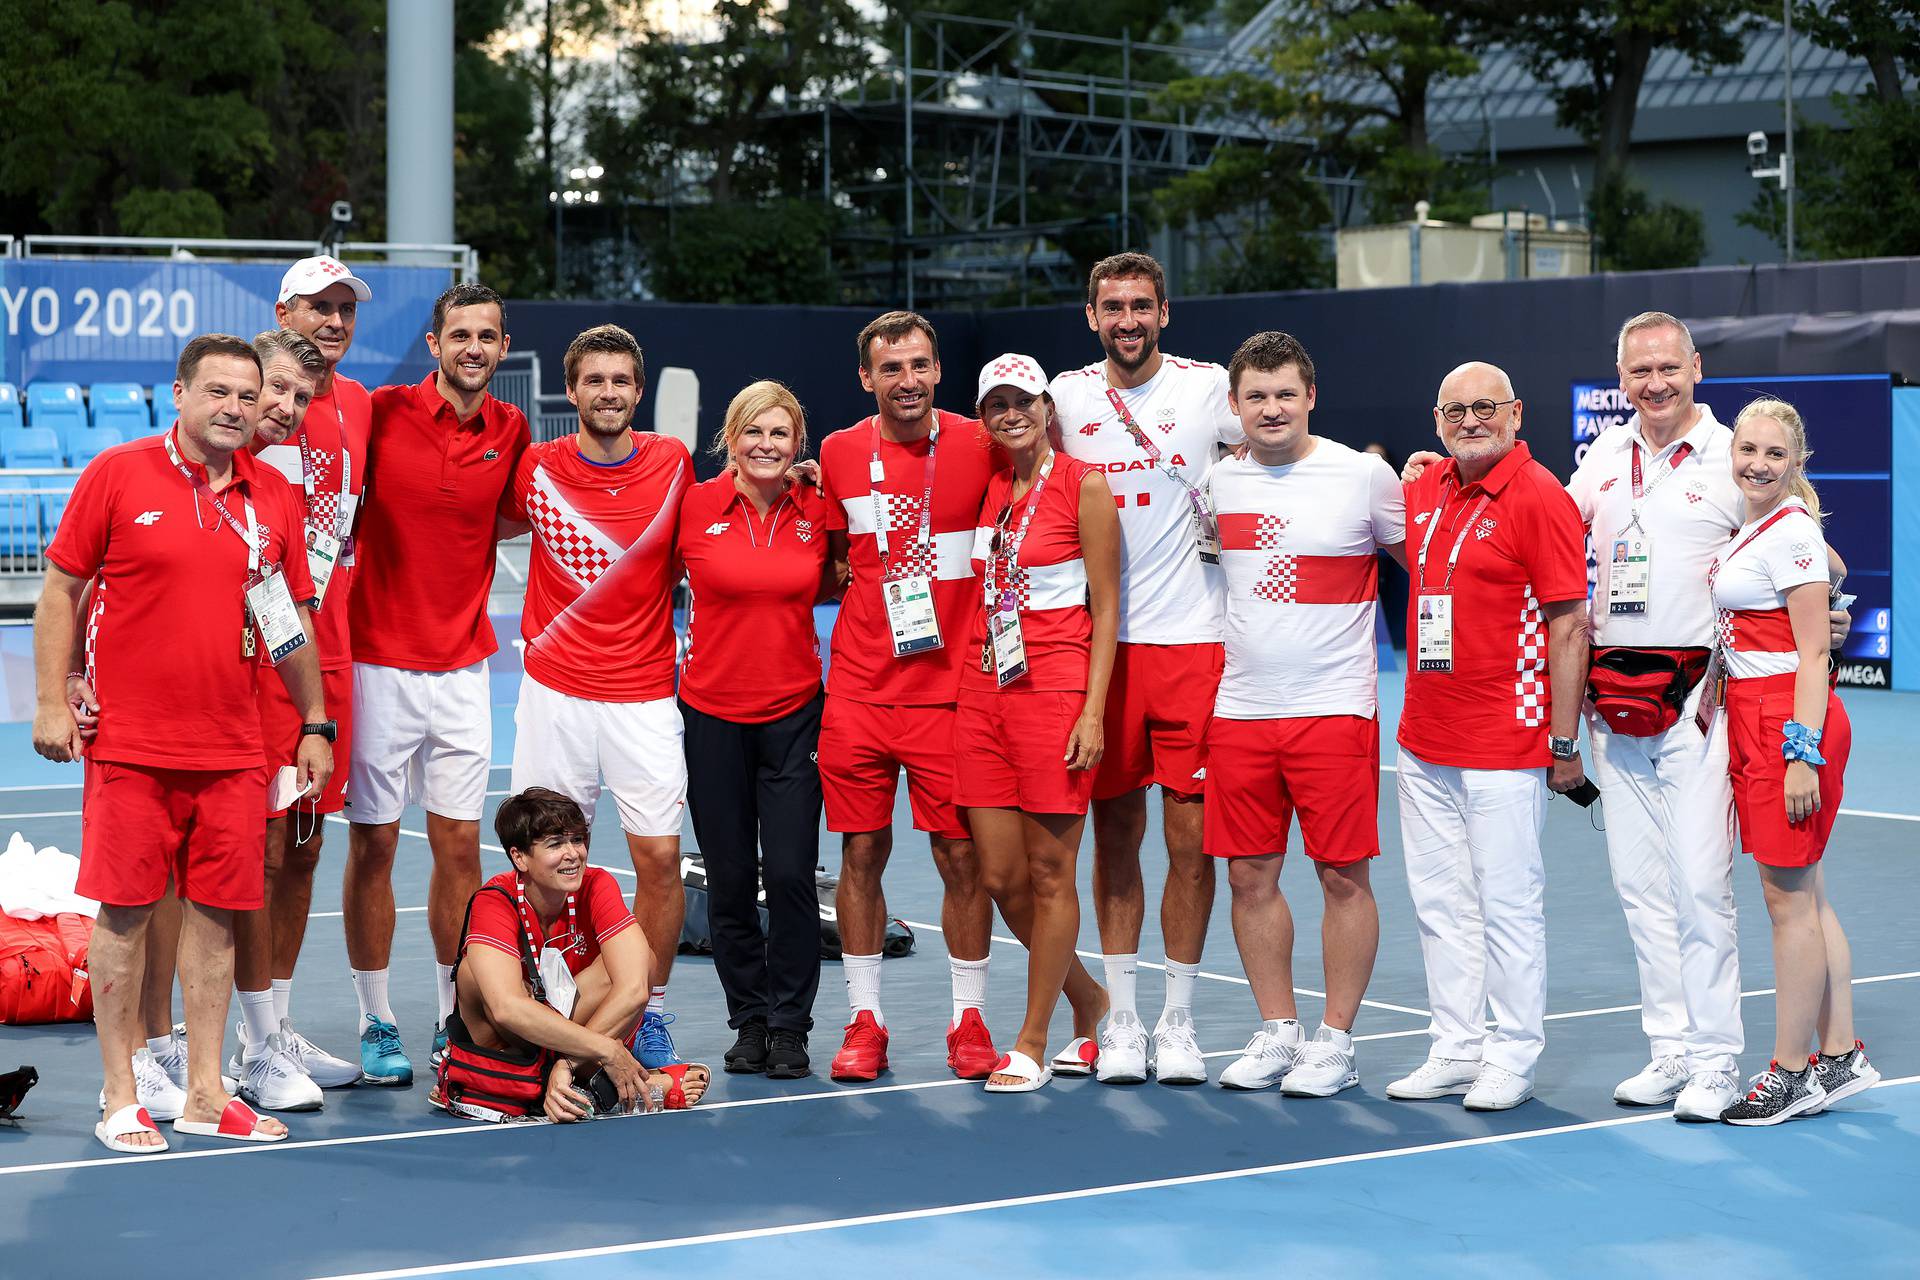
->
[509, 257, 1920, 480]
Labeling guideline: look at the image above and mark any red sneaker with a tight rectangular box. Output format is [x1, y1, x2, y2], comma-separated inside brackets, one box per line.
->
[829, 1010, 890, 1082]
[946, 1008, 999, 1080]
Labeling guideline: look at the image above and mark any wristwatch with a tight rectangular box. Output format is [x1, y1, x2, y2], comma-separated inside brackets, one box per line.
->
[1548, 735, 1579, 761]
[300, 720, 338, 743]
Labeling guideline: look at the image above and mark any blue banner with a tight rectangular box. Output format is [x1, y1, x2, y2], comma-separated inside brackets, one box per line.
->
[0, 258, 451, 390]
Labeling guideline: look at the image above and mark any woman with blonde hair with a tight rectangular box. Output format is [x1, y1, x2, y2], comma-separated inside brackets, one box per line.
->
[677, 380, 838, 1079]
[1709, 396, 1876, 1124]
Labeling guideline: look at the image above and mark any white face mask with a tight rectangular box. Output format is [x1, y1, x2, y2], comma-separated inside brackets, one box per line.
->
[538, 944, 578, 1020]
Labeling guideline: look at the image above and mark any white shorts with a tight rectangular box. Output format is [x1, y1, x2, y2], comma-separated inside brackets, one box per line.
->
[509, 674, 687, 838]
[346, 661, 492, 825]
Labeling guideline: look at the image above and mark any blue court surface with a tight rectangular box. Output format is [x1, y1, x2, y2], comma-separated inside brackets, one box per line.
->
[1, 659, 1917, 1278]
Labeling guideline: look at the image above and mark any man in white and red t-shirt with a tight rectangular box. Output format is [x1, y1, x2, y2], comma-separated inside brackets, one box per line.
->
[1049, 252, 1243, 1085]
[814, 312, 999, 1083]
[498, 323, 692, 1070]
[1204, 332, 1406, 1098]
[1391, 361, 1588, 1113]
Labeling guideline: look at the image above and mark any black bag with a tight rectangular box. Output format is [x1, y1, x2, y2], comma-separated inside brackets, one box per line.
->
[678, 850, 914, 960]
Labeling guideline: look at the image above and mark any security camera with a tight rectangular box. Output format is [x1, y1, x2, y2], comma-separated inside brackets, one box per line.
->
[1746, 131, 1769, 158]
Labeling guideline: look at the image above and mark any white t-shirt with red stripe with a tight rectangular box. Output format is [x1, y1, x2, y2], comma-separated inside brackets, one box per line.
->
[1209, 441, 1405, 720]
[1051, 356, 1243, 645]
[1709, 498, 1827, 680]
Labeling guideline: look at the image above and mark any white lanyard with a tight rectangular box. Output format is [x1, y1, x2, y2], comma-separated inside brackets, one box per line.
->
[296, 420, 353, 540]
[164, 431, 259, 574]
[984, 452, 1055, 613]
[1414, 481, 1491, 593]
[869, 416, 938, 565]
[742, 491, 792, 548]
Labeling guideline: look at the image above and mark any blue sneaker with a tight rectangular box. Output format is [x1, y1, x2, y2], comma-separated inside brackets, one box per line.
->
[359, 1014, 414, 1086]
[431, 1023, 448, 1070]
[633, 1010, 684, 1069]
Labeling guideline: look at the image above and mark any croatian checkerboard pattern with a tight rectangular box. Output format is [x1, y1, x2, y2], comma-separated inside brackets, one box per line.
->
[1513, 587, 1547, 726]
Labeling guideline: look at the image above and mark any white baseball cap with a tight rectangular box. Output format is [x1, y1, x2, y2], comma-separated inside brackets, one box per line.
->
[278, 255, 372, 305]
[976, 352, 1049, 402]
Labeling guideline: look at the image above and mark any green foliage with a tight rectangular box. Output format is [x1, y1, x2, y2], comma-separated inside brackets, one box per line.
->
[642, 200, 837, 304]
[113, 189, 229, 239]
[1739, 94, 1920, 260]
[1588, 173, 1706, 271]
[1155, 145, 1334, 292]
[1793, 0, 1920, 103]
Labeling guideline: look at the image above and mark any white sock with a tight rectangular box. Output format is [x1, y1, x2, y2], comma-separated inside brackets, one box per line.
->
[949, 956, 989, 1024]
[435, 963, 456, 1026]
[647, 985, 667, 1016]
[844, 952, 884, 1026]
[146, 1033, 174, 1059]
[238, 988, 277, 1056]
[1163, 959, 1200, 1017]
[351, 967, 395, 1026]
[1319, 1022, 1354, 1051]
[270, 978, 293, 1026]
[1104, 953, 1139, 1019]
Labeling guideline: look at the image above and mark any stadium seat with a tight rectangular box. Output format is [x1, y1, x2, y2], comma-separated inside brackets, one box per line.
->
[151, 385, 171, 429]
[89, 382, 149, 435]
[49, 419, 94, 464]
[35, 474, 75, 546]
[68, 426, 123, 468]
[1, 426, 62, 468]
[0, 384, 21, 432]
[0, 484, 39, 558]
[24, 382, 85, 434]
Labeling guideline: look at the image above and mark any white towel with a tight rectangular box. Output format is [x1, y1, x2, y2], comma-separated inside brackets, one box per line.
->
[0, 831, 99, 920]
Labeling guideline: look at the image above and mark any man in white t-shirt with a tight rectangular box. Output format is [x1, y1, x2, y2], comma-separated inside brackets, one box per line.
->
[1204, 332, 1406, 1095]
[1050, 252, 1244, 1084]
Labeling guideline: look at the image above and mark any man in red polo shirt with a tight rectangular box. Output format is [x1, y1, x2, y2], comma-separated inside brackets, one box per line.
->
[814, 311, 998, 1082]
[1389, 361, 1588, 1114]
[498, 323, 693, 1069]
[33, 333, 330, 1152]
[344, 283, 529, 1086]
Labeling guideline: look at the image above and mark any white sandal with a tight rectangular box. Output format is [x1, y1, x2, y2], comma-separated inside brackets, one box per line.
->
[1051, 1037, 1099, 1077]
[171, 1097, 286, 1143]
[95, 1103, 168, 1154]
[984, 1049, 1053, 1094]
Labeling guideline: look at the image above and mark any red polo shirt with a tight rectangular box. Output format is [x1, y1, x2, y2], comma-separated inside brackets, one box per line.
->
[350, 375, 529, 672]
[47, 428, 315, 771]
[465, 868, 635, 977]
[1398, 441, 1586, 770]
[677, 474, 832, 723]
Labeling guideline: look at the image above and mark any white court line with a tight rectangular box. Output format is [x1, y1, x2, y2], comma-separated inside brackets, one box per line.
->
[0, 782, 82, 792]
[316, 1076, 1920, 1280]
[0, 809, 80, 819]
[308, 906, 429, 920]
[1542, 968, 1920, 1024]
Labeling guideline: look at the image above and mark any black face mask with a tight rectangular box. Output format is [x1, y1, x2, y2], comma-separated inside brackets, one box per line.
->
[0, 1066, 38, 1120]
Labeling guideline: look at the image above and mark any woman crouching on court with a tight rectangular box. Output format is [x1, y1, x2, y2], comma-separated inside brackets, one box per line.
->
[677, 380, 837, 1080]
[435, 788, 709, 1122]
[957, 354, 1120, 1093]
[1710, 398, 1876, 1125]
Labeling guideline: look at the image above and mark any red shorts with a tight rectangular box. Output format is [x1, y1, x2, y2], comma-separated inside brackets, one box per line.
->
[1093, 642, 1223, 801]
[954, 687, 1097, 816]
[1204, 715, 1380, 866]
[1726, 673, 1850, 867]
[258, 664, 355, 817]
[79, 761, 268, 909]
[818, 697, 969, 839]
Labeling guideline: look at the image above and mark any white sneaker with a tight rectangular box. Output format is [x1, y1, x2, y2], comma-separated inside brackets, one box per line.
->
[281, 1018, 361, 1089]
[237, 1032, 325, 1112]
[1463, 1064, 1534, 1111]
[1281, 1026, 1360, 1098]
[97, 1047, 187, 1122]
[1151, 1008, 1208, 1085]
[1673, 1070, 1740, 1122]
[158, 1025, 238, 1094]
[1220, 1020, 1303, 1091]
[1096, 1010, 1149, 1084]
[1614, 1054, 1689, 1106]
[1385, 1056, 1481, 1100]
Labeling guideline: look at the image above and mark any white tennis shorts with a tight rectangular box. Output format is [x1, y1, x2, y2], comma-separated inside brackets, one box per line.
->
[509, 673, 687, 838]
[346, 661, 492, 825]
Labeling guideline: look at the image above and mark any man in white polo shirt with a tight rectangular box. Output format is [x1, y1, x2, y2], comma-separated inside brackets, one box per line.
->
[1050, 252, 1243, 1085]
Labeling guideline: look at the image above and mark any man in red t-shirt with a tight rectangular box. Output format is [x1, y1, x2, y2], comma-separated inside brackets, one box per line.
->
[343, 284, 530, 1087]
[814, 312, 998, 1082]
[34, 334, 331, 1152]
[496, 324, 692, 1069]
[1389, 361, 1588, 1114]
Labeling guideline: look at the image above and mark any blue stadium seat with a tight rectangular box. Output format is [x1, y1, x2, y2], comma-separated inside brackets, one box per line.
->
[35, 474, 75, 546]
[68, 426, 123, 468]
[25, 382, 85, 433]
[0, 484, 39, 557]
[151, 385, 171, 429]
[0, 384, 21, 432]
[2, 425, 61, 467]
[89, 382, 149, 435]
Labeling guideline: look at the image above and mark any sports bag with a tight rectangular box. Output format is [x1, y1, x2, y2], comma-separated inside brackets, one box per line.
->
[436, 885, 552, 1121]
[1587, 647, 1711, 738]
[0, 911, 93, 1024]
[678, 852, 914, 960]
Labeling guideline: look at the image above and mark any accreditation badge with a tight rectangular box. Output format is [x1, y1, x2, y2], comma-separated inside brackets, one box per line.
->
[884, 573, 943, 657]
[246, 565, 309, 666]
[1415, 592, 1454, 673]
[988, 607, 1029, 688]
[307, 529, 343, 609]
[1193, 507, 1222, 566]
[1607, 533, 1652, 615]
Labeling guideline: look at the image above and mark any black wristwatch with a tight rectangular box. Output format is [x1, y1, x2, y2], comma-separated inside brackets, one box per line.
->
[1548, 735, 1579, 761]
[300, 720, 338, 743]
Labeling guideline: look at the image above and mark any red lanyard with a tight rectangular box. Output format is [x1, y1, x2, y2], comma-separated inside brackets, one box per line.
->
[163, 430, 260, 574]
[984, 452, 1055, 613]
[1630, 439, 1693, 502]
[869, 416, 938, 567]
[1708, 505, 1800, 593]
[513, 874, 580, 956]
[1104, 386, 1213, 530]
[1414, 479, 1491, 593]
[296, 421, 352, 539]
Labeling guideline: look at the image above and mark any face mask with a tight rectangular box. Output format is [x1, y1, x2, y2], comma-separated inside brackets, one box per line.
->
[538, 945, 578, 1019]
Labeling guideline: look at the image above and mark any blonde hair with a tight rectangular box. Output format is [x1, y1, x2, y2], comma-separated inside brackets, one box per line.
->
[713, 379, 808, 466]
[1616, 311, 1695, 366]
[1733, 396, 1822, 523]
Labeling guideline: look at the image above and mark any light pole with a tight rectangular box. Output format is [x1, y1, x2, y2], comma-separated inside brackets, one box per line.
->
[550, 162, 604, 295]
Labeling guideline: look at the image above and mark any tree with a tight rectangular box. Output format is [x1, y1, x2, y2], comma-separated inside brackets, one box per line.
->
[1153, 144, 1335, 291]
[1589, 173, 1706, 270]
[1794, 0, 1920, 104]
[1739, 96, 1920, 260]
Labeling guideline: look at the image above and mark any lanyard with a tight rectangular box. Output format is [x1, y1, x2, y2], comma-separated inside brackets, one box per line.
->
[1414, 479, 1491, 593]
[1708, 505, 1800, 594]
[296, 419, 353, 539]
[164, 431, 259, 574]
[1104, 387, 1214, 529]
[984, 452, 1055, 611]
[514, 874, 580, 958]
[869, 416, 938, 565]
[1626, 439, 1694, 532]
[742, 490, 792, 548]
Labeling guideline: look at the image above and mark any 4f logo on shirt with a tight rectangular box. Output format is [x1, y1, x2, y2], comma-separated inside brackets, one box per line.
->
[1598, 477, 1618, 493]
[705, 522, 730, 535]
[1079, 422, 1101, 435]
[133, 510, 164, 526]
[1412, 511, 1431, 526]
[1475, 517, 1498, 540]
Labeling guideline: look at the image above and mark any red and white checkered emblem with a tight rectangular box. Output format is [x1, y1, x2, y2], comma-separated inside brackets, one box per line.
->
[1794, 556, 1812, 570]
[1475, 516, 1498, 540]
[1254, 555, 1299, 603]
[988, 357, 1035, 382]
[525, 486, 614, 584]
[1685, 492, 1703, 504]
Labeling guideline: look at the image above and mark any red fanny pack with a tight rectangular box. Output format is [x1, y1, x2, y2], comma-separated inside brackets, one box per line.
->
[436, 886, 552, 1121]
[1587, 647, 1711, 737]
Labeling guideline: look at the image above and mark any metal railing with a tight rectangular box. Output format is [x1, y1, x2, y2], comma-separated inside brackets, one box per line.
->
[0, 469, 78, 580]
[491, 352, 580, 443]
[10, 235, 479, 281]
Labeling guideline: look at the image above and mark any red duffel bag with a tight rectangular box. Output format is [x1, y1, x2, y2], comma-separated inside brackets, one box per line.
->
[0, 911, 94, 1024]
